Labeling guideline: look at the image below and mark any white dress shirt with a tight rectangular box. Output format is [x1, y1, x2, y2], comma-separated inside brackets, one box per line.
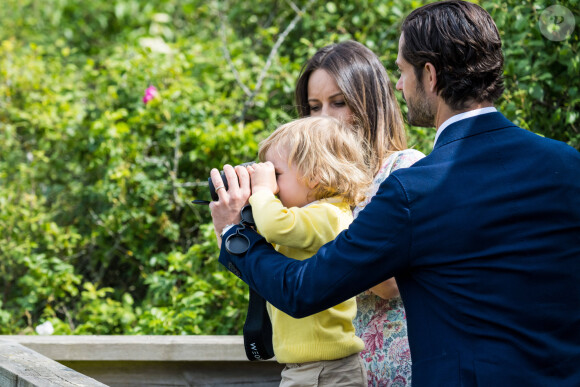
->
[433, 107, 497, 147]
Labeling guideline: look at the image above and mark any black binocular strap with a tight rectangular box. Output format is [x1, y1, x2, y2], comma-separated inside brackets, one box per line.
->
[243, 288, 275, 361]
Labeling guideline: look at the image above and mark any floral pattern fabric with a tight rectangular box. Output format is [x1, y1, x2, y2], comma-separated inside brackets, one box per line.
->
[353, 149, 425, 387]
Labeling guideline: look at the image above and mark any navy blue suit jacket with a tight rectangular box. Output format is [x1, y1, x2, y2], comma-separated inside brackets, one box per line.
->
[219, 112, 580, 386]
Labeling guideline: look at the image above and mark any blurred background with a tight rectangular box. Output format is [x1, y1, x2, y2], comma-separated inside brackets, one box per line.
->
[0, 0, 578, 336]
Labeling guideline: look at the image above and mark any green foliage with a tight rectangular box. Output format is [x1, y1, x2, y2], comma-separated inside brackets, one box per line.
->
[484, 0, 580, 148]
[0, 0, 578, 335]
[0, 1, 256, 334]
[132, 224, 248, 335]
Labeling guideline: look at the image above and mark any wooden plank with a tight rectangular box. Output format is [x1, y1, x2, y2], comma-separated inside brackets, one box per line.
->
[0, 340, 108, 387]
[61, 360, 284, 387]
[1, 335, 276, 362]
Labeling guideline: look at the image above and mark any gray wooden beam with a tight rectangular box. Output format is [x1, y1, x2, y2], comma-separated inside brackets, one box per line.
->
[1, 335, 273, 362]
[0, 340, 108, 387]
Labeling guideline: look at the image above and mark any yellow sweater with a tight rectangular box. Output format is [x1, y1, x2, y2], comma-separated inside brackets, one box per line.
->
[248, 190, 365, 363]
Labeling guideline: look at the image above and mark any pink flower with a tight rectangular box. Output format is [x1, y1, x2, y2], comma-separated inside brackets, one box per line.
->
[143, 85, 159, 104]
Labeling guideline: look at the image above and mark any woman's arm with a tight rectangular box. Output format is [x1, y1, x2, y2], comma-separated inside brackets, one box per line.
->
[369, 278, 400, 299]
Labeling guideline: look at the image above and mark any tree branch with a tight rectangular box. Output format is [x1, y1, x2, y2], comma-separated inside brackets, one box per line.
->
[171, 125, 182, 205]
[240, 0, 316, 121]
[284, 0, 301, 15]
[217, 3, 252, 97]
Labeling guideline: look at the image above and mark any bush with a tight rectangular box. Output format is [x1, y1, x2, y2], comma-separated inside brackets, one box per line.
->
[487, 0, 579, 148]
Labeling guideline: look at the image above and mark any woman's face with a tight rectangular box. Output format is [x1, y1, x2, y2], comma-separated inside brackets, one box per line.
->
[307, 69, 354, 125]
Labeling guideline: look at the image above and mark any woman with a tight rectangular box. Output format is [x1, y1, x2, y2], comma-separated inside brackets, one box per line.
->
[294, 40, 424, 386]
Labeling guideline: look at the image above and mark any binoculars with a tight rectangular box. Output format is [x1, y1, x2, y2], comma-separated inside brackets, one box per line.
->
[208, 161, 256, 201]
[193, 162, 255, 205]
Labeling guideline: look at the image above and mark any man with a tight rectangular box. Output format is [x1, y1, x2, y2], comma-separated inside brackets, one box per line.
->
[210, 1, 580, 385]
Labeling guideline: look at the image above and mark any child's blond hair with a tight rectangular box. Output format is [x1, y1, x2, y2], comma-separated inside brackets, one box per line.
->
[258, 116, 373, 207]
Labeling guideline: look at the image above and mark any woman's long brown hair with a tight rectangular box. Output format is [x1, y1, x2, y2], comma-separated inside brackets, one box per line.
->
[295, 40, 407, 175]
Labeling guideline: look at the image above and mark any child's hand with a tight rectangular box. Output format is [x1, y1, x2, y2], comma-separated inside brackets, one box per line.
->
[247, 162, 279, 195]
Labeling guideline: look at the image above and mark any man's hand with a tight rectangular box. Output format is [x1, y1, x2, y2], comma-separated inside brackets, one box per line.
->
[209, 164, 251, 246]
[246, 162, 279, 195]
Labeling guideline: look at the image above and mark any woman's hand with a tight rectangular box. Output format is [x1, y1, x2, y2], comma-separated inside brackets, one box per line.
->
[246, 162, 279, 195]
[209, 164, 251, 247]
[369, 278, 400, 299]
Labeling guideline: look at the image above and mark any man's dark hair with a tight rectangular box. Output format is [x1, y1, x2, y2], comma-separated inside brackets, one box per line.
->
[401, 0, 504, 110]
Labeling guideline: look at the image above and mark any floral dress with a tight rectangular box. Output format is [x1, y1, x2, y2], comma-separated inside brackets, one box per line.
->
[353, 149, 425, 387]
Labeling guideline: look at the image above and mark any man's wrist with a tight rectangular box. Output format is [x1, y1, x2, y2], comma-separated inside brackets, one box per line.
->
[220, 224, 236, 237]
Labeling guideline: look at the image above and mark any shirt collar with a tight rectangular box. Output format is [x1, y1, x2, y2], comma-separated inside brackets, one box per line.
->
[433, 107, 497, 147]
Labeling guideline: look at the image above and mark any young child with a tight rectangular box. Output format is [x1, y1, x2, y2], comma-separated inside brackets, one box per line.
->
[246, 116, 372, 387]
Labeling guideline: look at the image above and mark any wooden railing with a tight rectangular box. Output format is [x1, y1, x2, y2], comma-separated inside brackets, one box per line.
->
[0, 336, 283, 387]
[0, 339, 107, 387]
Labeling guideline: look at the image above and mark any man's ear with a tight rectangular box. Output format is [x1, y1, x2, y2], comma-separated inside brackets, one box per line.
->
[424, 62, 437, 93]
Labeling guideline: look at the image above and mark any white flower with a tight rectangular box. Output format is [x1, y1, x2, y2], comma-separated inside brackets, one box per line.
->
[35, 321, 54, 335]
[152, 13, 171, 23]
[139, 37, 173, 54]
